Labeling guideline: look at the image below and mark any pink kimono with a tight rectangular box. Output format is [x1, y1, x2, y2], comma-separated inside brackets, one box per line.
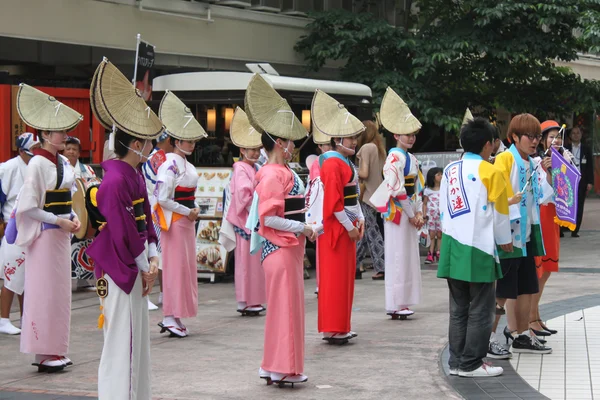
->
[255, 164, 305, 375]
[227, 161, 266, 307]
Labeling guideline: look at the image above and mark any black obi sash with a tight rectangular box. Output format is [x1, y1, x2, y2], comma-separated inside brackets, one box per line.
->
[284, 197, 305, 223]
[44, 189, 72, 215]
[343, 185, 358, 206]
[174, 186, 196, 209]
[133, 198, 147, 232]
[405, 177, 415, 197]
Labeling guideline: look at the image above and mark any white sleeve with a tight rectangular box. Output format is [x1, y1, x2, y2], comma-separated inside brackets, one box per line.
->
[148, 242, 158, 259]
[334, 210, 355, 231]
[399, 197, 415, 218]
[264, 215, 305, 233]
[24, 207, 58, 224]
[357, 203, 365, 222]
[157, 169, 191, 216]
[135, 242, 150, 272]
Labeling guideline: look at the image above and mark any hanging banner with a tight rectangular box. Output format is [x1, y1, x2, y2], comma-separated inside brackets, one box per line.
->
[550, 147, 581, 231]
[133, 34, 155, 101]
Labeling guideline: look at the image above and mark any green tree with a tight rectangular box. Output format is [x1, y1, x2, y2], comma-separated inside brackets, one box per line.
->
[295, 1, 600, 140]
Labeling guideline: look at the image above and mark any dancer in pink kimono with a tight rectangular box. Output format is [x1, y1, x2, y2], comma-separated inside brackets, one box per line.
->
[227, 107, 266, 315]
[244, 73, 315, 386]
[12, 84, 83, 372]
[154, 91, 207, 338]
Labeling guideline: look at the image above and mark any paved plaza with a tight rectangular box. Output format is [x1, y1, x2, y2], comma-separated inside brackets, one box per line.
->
[0, 199, 598, 400]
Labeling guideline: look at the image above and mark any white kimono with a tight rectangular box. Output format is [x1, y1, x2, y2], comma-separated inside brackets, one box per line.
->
[370, 148, 424, 311]
[0, 156, 27, 294]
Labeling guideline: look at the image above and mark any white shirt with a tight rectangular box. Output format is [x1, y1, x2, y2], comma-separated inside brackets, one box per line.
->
[571, 143, 581, 169]
[73, 160, 97, 181]
[0, 156, 27, 221]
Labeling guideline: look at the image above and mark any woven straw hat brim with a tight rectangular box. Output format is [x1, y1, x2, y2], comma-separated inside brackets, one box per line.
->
[96, 59, 164, 140]
[159, 91, 207, 141]
[312, 124, 330, 144]
[311, 89, 365, 138]
[380, 87, 422, 135]
[17, 84, 83, 132]
[244, 74, 308, 141]
[90, 62, 113, 130]
[462, 108, 474, 126]
[230, 107, 262, 149]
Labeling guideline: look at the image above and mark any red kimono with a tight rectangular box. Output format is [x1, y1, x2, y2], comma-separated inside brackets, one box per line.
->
[317, 154, 360, 334]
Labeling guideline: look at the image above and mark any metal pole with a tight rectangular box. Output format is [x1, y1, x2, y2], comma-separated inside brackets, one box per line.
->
[132, 33, 141, 85]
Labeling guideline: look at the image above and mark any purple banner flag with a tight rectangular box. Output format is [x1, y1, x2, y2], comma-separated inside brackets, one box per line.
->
[550, 147, 581, 231]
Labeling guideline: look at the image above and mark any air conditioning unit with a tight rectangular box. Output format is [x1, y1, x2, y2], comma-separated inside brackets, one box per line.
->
[250, 0, 281, 12]
[281, 0, 312, 16]
[214, 0, 252, 7]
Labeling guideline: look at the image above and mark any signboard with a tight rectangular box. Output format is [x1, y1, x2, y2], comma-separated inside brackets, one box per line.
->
[195, 167, 232, 273]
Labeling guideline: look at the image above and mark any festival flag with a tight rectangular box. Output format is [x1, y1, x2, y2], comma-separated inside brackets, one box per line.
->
[550, 147, 581, 231]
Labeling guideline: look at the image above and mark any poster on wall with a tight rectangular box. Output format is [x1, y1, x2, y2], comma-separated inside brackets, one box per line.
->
[196, 167, 232, 199]
[196, 219, 228, 273]
[195, 167, 232, 274]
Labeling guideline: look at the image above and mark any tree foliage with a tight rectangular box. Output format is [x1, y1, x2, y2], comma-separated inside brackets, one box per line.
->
[295, 1, 600, 134]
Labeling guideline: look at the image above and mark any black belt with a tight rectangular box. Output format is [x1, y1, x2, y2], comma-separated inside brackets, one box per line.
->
[405, 177, 415, 197]
[44, 190, 72, 215]
[284, 197, 305, 223]
[175, 199, 196, 208]
[133, 199, 147, 232]
[343, 185, 358, 206]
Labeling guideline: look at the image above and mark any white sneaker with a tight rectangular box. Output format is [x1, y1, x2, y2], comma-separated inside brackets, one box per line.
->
[158, 292, 163, 305]
[458, 363, 503, 377]
[148, 298, 159, 311]
[0, 319, 21, 335]
[449, 368, 458, 376]
[270, 372, 308, 384]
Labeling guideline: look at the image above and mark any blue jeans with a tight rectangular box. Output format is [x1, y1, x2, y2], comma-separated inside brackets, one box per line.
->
[447, 278, 495, 372]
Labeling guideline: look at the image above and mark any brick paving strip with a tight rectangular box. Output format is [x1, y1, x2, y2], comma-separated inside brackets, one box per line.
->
[440, 294, 600, 399]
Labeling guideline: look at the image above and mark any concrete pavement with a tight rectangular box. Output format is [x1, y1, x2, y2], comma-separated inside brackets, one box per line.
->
[0, 198, 597, 400]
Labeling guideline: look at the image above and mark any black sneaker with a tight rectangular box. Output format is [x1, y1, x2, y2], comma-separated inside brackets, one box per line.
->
[512, 334, 552, 354]
[487, 339, 513, 359]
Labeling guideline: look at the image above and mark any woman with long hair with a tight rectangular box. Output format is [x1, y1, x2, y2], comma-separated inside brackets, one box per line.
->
[356, 120, 387, 280]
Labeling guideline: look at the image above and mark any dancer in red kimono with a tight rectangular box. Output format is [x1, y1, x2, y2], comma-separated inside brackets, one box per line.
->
[311, 90, 366, 344]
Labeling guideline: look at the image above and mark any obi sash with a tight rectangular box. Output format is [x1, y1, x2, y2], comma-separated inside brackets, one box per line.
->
[174, 186, 196, 209]
[43, 189, 72, 215]
[343, 185, 358, 206]
[284, 197, 306, 222]
[133, 198, 147, 232]
[404, 177, 415, 197]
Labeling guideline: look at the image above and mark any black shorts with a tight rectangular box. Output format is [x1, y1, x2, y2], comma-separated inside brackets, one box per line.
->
[496, 243, 539, 299]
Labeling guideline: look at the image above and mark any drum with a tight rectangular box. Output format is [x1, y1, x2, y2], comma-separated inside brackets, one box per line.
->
[72, 178, 101, 240]
[71, 238, 95, 280]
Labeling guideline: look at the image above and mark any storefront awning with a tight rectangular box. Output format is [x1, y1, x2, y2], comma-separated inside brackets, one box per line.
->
[153, 72, 372, 98]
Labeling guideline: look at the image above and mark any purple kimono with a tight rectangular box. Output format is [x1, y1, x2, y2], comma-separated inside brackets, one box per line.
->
[86, 160, 158, 294]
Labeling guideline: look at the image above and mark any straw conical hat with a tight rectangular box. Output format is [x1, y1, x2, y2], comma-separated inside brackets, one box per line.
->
[312, 124, 330, 145]
[244, 74, 308, 141]
[379, 87, 422, 135]
[94, 58, 163, 140]
[230, 107, 262, 149]
[311, 89, 365, 138]
[462, 108, 474, 126]
[90, 62, 112, 130]
[159, 91, 207, 141]
[17, 84, 83, 132]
